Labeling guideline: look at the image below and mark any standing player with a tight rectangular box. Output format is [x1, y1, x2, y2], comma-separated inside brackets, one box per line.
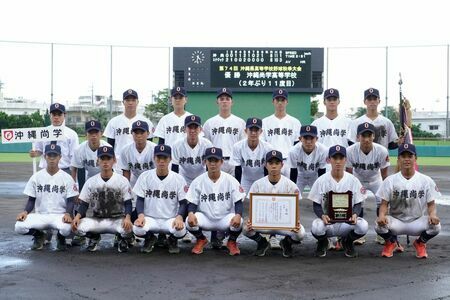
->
[309, 145, 368, 258]
[71, 120, 111, 191]
[185, 147, 246, 256]
[154, 86, 193, 146]
[30, 103, 79, 174]
[288, 125, 328, 193]
[120, 120, 156, 187]
[71, 146, 134, 253]
[172, 115, 213, 186]
[312, 88, 352, 149]
[230, 117, 274, 193]
[346, 122, 390, 245]
[104, 89, 154, 171]
[244, 150, 305, 258]
[350, 88, 399, 149]
[132, 145, 189, 254]
[203, 88, 246, 176]
[376, 143, 441, 258]
[262, 89, 301, 177]
[15, 144, 78, 251]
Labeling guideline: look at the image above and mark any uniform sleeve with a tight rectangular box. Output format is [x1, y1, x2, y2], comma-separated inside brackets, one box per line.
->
[145, 118, 155, 139]
[153, 116, 166, 139]
[308, 178, 324, 204]
[287, 146, 297, 167]
[78, 179, 91, 203]
[387, 119, 399, 143]
[23, 175, 37, 198]
[103, 119, 115, 139]
[231, 179, 246, 203]
[229, 143, 242, 166]
[132, 174, 146, 198]
[119, 147, 130, 171]
[239, 120, 246, 141]
[295, 119, 302, 139]
[71, 145, 84, 168]
[349, 120, 358, 143]
[351, 176, 367, 205]
[34, 140, 44, 153]
[202, 121, 211, 141]
[318, 145, 328, 169]
[176, 176, 188, 202]
[379, 147, 391, 169]
[426, 177, 442, 203]
[171, 141, 180, 165]
[121, 178, 133, 201]
[376, 177, 392, 202]
[345, 148, 353, 169]
[65, 175, 79, 198]
[185, 180, 200, 205]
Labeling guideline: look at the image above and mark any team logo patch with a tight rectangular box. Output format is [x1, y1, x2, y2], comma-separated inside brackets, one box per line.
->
[306, 126, 311, 132]
[385, 156, 390, 162]
[50, 144, 56, 150]
[252, 118, 257, 124]
[272, 150, 277, 156]
[191, 115, 196, 121]
[211, 148, 216, 154]
[2, 130, 13, 141]
[160, 145, 165, 151]
[329, 89, 334, 94]
[369, 88, 374, 93]
[73, 184, 78, 192]
[136, 121, 141, 126]
[176, 87, 181, 92]
[55, 103, 59, 108]
[364, 123, 369, 128]
[278, 89, 283, 94]
[336, 145, 341, 151]
[184, 185, 189, 193]
[360, 187, 367, 194]
[91, 121, 95, 126]
[128, 89, 133, 94]
[222, 88, 227, 93]
[239, 186, 244, 193]
[103, 146, 108, 152]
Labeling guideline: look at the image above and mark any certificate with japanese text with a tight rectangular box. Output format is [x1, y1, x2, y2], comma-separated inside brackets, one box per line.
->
[249, 193, 299, 230]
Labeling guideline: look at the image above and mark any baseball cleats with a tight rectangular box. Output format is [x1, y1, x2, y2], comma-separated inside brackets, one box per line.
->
[156, 233, 167, 248]
[381, 240, 397, 257]
[86, 235, 100, 252]
[315, 238, 329, 257]
[167, 236, 180, 254]
[280, 237, 293, 258]
[192, 238, 208, 255]
[343, 237, 357, 258]
[118, 238, 129, 253]
[334, 238, 343, 251]
[226, 240, 240, 256]
[269, 236, 281, 250]
[255, 238, 270, 257]
[413, 240, 428, 259]
[56, 233, 67, 251]
[141, 234, 157, 253]
[353, 236, 366, 245]
[395, 241, 405, 253]
[44, 229, 53, 245]
[31, 230, 45, 250]
[71, 235, 86, 247]
[375, 234, 386, 245]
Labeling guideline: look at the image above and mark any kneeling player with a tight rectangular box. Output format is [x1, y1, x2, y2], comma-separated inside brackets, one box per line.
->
[244, 150, 305, 258]
[71, 146, 134, 252]
[375, 143, 441, 258]
[309, 145, 368, 258]
[132, 145, 188, 254]
[15, 144, 78, 251]
[185, 147, 246, 255]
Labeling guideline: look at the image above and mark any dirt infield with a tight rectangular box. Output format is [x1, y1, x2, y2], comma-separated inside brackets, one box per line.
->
[1, 163, 450, 299]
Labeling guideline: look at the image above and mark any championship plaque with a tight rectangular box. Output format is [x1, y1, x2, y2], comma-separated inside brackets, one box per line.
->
[249, 193, 299, 230]
[327, 191, 352, 223]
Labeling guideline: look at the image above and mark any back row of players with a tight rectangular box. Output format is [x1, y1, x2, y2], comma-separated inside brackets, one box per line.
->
[16, 86, 441, 259]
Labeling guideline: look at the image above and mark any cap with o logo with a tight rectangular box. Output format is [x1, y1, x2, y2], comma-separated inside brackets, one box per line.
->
[328, 145, 347, 158]
[184, 115, 202, 127]
[44, 144, 61, 155]
[123, 89, 138, 100]
[85, 120, 102, 132]
[154, 144, 172, 157]
[324, 88, 340, 99]
[216, 87, 233, 99]
[272, 89, 288, 100]
[265, 150, 283, 162]
[97, 146, 115, 158]
[204, 147, 223, 160]
[300, 125, 318, 137]
[246, 117, 262, 129]
[398, 143, 416, 156]
[364, 87, 380, 99]
[171, 86, 187, 97]
[357, 122, 375, 135]
[131, 120, 149, 132]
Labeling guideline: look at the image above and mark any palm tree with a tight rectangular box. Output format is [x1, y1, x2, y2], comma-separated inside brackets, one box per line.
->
[90, 108, 109, 129]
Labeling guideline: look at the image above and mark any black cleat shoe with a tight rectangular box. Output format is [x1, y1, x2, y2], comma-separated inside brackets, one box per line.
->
[71, 235, 86, 247]
[167, 236, 180, 254]
[118, 238, 129, 253]
[315, 238, 329, 257]
[255, 237, 270, 257]
[141, 234, 157, 253]
[156, 233, 167, 248]
[280, 237, 293, 258]
[343, 237, 358, 258]
[86, 235, 101, 252]
[56, 233, 67, 251]
[31, 230, 45, 250]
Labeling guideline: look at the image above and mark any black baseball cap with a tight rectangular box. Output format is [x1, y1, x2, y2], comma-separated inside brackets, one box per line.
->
[171, 86, 187, 97]
[204, 147, 223, 160]
[364, 88, 380, 99]
[123, 89, 138, 100]
[132, 120, 149, 132]
[272, 89, 288, 100]
[50, 103, 65, 113]
[185, 115, 202, 127]
[45, 144, 61, 155]
[357, 122, 375, 135]
[324, 88, 340, 99]
[246, 117, 262, 129]
[85, 120, 102, 132]
[216, 87, 233, 99]
[300, 125, 318, 137]
[97, 146, 115, 158]
[328, 145, 346, 158]
[398, 143, 416, 156]
[265, 150, 283, 162]
[154, 144, 171, 157]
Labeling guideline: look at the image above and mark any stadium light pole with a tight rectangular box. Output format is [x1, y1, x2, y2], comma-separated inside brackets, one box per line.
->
[385, 46, 388, 117]
[446, 44, 449, 139]
[109, 45, 113, 119]
[50, 43, 54, 105]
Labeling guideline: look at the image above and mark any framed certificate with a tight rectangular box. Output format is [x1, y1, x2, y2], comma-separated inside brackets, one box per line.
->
[249, 193, 299, 230]
[327, 191, 353, 223]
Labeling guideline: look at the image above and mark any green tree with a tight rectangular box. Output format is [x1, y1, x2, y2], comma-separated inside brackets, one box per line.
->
[352, 107, 367, 119]
[310, 99, 319, 117]
[144, 89, 171, 122]
[90, 108, 109, 129]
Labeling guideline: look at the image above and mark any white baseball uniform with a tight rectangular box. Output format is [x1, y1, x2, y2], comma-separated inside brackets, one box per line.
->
[76, 172, 133, 237]
[132, 169, 188, 238]
[203, 114, 246, 175]
[375, 171, 441, 236]
[262, 114, 301, 176]
[154, 111, 192, 146]
[245, 175, 305, 241]
[185, 171, 246, 232]
[230, 139, 274, 193]
[346, 142, 390, 205]
[119, 140, 157, 187]
[71, 140, 112, 179]
[311, 115, 352, 148]
[309, 172, 368, 237]
[350, 115, 398, 148]
[288, 142, 328, 192]
[34, 125, 79, 170]
[15, 169, 79, 237]
[172, 137, 213, 185]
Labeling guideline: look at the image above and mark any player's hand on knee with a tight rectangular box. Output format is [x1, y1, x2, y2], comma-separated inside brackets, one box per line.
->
[321, 214, 331, 225]
[291, 221, 301, 233]
[134, 215, 145, 227]
[349, 214, 357, 225]
[376, 216, 388, 226]
[246, 219, 253, 231]
[429, 215, 440, 225]
[62, 213, 72, 224]
[173, 215, 185, 230]
[17, 211, 28, 221]
[122, 216, 133, 232]
[71, 217, 80, 231]
[230, 214, 241, 228]
[187, 212, 197, 227]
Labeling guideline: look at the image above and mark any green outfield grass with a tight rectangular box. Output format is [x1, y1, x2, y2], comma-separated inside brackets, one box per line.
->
[1, 152, 450, 166]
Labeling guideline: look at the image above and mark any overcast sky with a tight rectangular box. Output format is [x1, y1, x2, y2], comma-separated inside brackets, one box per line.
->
[0, 0, 449, 114]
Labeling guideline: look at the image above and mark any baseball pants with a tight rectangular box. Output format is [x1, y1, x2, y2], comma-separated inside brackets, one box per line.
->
[244, 225, 306, 242]
[186, 212, 243, 233]
[133, 217, 186, 238]
[311, 217, 369, 237]
[375, 216, 441, 236]
[15, 213, 72, 237]
[76, 217, 131, 237]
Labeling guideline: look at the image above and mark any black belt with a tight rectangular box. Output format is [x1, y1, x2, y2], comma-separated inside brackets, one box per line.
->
[223, 157, 230, 160]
